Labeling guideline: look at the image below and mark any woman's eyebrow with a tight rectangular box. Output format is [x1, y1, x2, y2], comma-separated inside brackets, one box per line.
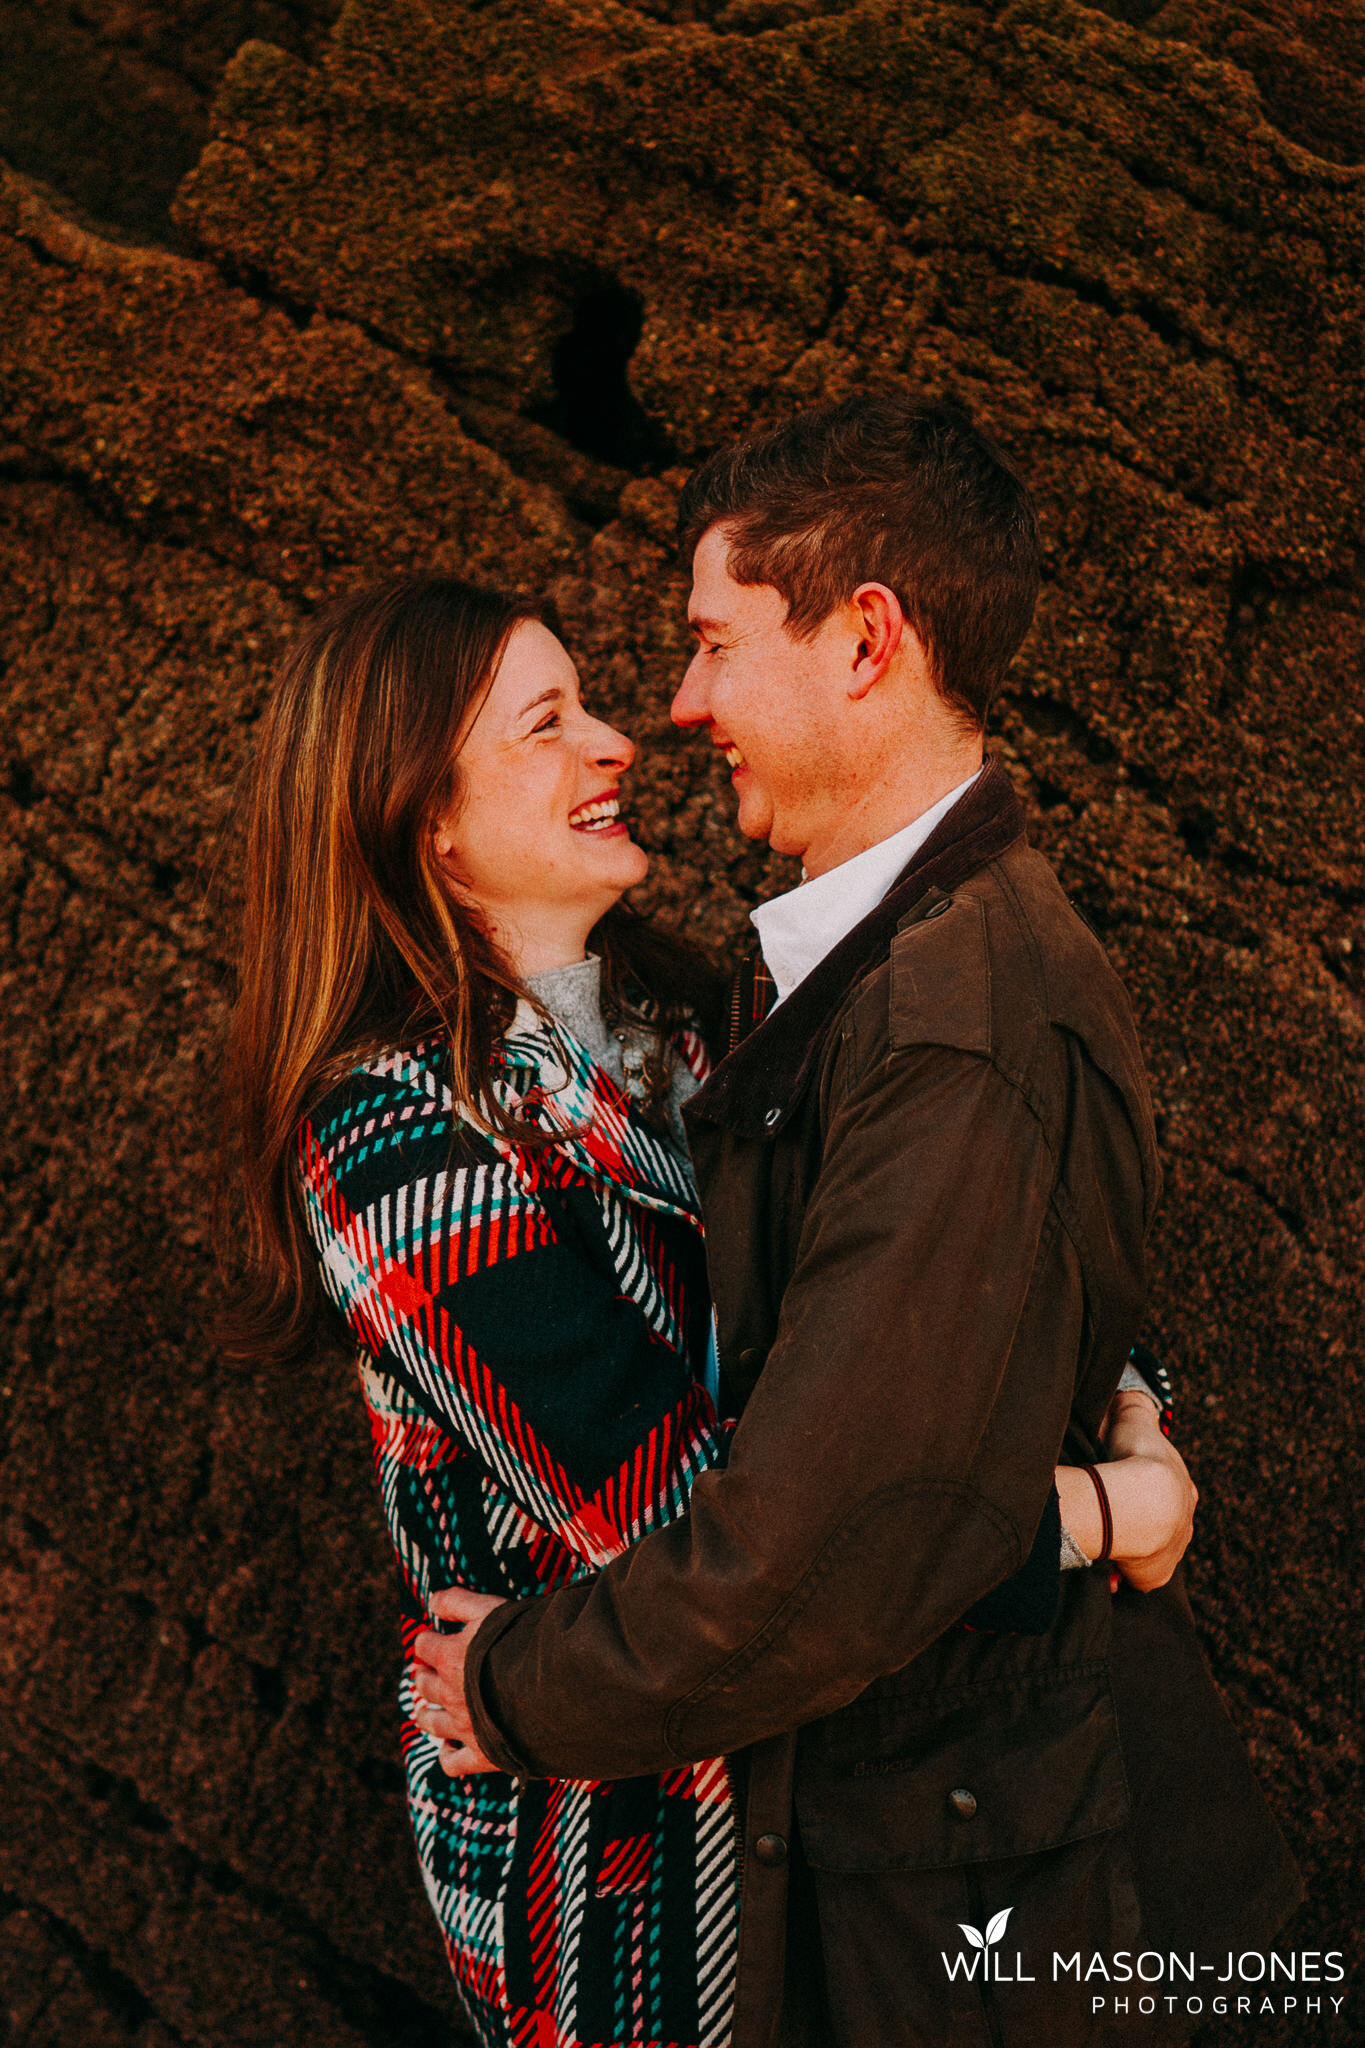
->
[518, 686, 563, 719]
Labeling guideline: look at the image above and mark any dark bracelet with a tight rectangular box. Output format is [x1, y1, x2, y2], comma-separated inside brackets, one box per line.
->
[1083, 1463, 1114, 1564]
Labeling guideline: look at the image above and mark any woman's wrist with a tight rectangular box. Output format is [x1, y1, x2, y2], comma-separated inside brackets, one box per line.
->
[1099, 1448, 1185, 1564]
[1056, 1463, 1106, 1561]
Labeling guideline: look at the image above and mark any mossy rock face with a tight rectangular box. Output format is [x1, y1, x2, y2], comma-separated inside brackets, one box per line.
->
[0, 0, 341, 247]
[2, 5, 1363, 2044]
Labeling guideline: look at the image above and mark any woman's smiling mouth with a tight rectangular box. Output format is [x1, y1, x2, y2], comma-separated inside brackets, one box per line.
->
[568, 791, 625, 833]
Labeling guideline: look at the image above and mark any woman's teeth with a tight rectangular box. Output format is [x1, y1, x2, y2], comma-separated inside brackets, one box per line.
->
[569, 795, 621, 832]
[723, 744, 745, 770]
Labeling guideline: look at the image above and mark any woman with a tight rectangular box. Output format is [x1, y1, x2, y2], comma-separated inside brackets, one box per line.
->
[222, 576, 1195, 2048]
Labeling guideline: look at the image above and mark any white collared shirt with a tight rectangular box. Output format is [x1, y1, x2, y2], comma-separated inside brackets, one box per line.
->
[750, 768, 983, 1005]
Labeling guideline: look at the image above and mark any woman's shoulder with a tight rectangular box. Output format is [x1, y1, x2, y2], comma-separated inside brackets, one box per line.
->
[308, 1038, 449, 1123]
[299, 1038, 486, 1189]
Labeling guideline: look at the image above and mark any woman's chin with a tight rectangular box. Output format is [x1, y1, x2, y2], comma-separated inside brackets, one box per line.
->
[553, 829, 650, 916]
[585, 834, 649, 891]
[623, 840, 650, 886]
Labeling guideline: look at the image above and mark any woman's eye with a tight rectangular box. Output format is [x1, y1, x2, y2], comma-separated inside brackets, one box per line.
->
[532, 712, 560, 734]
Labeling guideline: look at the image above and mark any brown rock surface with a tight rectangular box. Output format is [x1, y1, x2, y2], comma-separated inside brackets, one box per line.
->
[2, 4, 1362, 2043]
[0, 0, 340, 246]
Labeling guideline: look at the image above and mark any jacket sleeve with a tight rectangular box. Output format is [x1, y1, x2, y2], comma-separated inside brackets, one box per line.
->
[465, 1037, 1087, 1780]
[1125, 1340, 1175, 1425]
[297, 1069, 723, 1575]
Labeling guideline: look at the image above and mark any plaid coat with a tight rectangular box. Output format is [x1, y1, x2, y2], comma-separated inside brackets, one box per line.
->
[297, 1003, 740, 2048]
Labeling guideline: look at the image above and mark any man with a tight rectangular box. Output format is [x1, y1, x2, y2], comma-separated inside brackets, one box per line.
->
[417, 399, 1300, 2044]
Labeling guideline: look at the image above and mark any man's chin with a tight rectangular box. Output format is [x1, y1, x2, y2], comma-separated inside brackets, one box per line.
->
[733, 785, 776, 845]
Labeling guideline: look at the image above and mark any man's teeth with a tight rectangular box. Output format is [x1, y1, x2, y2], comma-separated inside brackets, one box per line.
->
[723, 745, 745, 769]
[570, 796, 620, 830]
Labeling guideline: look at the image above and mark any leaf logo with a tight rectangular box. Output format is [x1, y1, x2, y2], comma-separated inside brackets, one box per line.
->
[958, 1908, 1013, 1951]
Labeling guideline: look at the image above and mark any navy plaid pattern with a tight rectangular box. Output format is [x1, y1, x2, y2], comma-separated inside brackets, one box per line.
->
[298, 1006, 740, 2047]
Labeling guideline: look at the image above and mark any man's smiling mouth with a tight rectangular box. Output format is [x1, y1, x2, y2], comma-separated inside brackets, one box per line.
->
[568, 793, 622, 832]
[721, 743, 745, 770]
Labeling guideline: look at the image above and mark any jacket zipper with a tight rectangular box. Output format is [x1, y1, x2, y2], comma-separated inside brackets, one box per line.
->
[720, 1755, 747, 2048]
[728, 962, 745, 1057]
[723, 1754, 745, 1903]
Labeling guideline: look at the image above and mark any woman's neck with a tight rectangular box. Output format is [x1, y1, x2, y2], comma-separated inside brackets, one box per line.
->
[490, 908, 599, 979]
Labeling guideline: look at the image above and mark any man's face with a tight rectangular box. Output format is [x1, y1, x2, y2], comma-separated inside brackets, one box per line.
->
[673, 525, 853, 863]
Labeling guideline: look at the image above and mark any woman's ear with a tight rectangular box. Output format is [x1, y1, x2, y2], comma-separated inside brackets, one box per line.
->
[430, 785, 464, 869]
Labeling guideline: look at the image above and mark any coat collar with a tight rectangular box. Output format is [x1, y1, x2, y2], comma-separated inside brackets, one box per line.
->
[685, 756, 1027, 1139]
[491, 1002, 703, 1223]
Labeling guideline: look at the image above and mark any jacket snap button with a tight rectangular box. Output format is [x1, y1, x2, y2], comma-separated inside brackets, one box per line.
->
[739, 1346, 759, 1367]
[753, 1832, 788, 1866]
[763, 1107, 781, 1129]
[948, 1787, 978, 1821]
[924, 898, 951, 919]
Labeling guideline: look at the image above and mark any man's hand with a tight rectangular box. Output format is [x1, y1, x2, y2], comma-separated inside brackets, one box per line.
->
[1098, 1390, 1199, 1592]
[412, 1587, 507, 1775]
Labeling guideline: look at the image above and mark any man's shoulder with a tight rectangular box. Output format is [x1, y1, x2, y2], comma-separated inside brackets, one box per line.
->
[849, 841, 1148, 1100]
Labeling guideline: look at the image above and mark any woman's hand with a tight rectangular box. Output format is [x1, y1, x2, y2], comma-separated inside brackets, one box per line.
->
[1056, 1391, 1199, 1594]
[1100, 1391, 1199, 1591]
[411, 1586, 507, 1774]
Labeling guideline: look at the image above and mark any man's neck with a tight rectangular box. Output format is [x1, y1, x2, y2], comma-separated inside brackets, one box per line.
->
[800, 747, 985, 881]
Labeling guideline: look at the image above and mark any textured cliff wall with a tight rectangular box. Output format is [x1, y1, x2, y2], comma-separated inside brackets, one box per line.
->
[1, 5, 1362, 2044]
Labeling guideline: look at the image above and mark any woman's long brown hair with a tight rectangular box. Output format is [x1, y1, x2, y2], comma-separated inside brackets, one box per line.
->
[219, 574, 720, 1368]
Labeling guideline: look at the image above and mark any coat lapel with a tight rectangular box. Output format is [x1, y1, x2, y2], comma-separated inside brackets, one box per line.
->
[492, 1003, 703, 1224]
[687, 756, 1027, 1139]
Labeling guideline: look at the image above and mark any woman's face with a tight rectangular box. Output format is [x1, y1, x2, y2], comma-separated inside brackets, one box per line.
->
[433, 621, 649, 972]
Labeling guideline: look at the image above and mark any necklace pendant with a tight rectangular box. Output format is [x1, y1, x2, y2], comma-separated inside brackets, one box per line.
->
[617, 1032, 647, 1097]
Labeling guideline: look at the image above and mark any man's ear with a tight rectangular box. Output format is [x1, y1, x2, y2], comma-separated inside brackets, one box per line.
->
[847, 583, 906, 700]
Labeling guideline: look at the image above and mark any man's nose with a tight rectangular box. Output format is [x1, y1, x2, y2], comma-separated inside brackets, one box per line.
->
[670, 652, 710, 729]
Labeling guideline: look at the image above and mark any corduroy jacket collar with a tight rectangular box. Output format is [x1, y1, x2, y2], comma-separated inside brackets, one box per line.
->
[685, 756, 1026, 1139]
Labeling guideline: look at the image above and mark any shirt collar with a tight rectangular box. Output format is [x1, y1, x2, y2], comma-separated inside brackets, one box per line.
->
[750, 768, 983, 1004]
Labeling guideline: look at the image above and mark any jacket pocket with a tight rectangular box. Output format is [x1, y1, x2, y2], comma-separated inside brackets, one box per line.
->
[795, 1667, 1129, 1874]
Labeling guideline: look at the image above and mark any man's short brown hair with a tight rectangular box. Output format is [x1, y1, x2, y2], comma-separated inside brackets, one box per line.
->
[677, 397, 1040, 730]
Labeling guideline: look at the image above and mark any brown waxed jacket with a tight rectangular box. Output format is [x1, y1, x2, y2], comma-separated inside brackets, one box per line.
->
[466, 761, 1301, 2046]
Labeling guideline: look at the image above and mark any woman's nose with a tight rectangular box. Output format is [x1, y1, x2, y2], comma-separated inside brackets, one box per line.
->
[587, 716, 634, 771]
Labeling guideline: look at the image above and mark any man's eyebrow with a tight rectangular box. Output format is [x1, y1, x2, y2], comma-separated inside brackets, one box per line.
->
[687, 615, 727, 637]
